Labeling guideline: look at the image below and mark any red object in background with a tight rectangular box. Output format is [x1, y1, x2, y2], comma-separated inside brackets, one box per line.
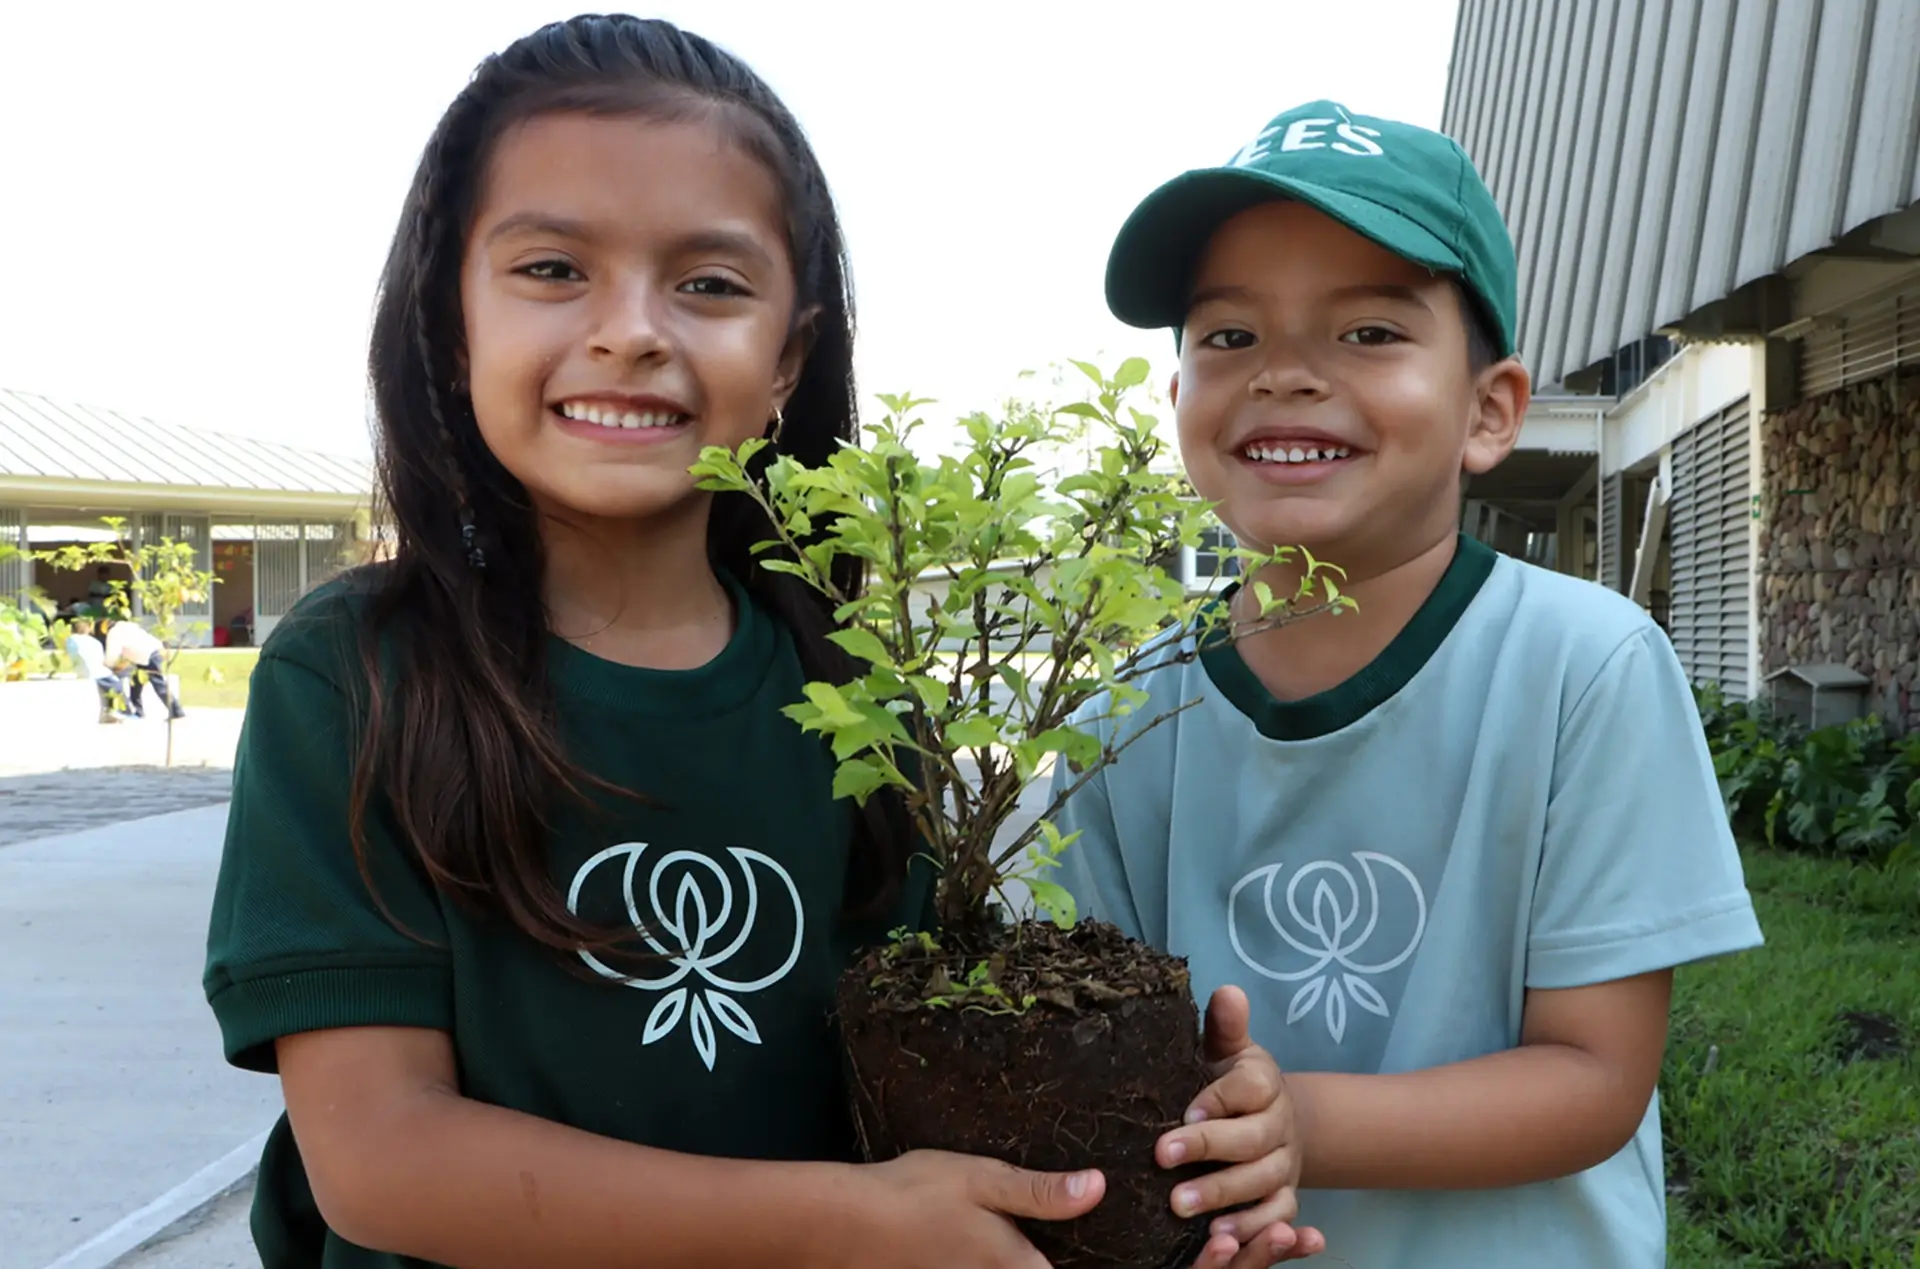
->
[213, 627, 230, 647]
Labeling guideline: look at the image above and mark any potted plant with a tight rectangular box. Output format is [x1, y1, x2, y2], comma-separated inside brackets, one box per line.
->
[693, 359, 1350, 1269]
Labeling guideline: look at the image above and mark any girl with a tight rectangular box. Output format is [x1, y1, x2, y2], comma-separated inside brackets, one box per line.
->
[203, 15, 1299, 1268]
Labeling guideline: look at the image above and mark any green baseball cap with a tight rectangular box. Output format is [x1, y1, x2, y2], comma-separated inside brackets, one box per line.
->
[1104, 100, 1518, 358]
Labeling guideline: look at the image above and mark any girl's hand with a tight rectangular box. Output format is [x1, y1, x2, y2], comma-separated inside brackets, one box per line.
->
[1158, 986, 1326, 1268]
[838, 1150, 1105, 1269]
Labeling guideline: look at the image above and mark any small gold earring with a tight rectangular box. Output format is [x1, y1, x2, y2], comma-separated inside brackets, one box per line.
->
[768, 407, 786, 446]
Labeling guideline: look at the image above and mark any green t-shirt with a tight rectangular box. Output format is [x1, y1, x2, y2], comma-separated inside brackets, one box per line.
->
[204, 570, 931, 1268]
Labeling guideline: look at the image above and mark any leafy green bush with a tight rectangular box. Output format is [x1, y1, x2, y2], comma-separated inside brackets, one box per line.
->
[0, 542, 66, 679]
[0, 597, 53, 679]
[1695, 683, 1920, 869]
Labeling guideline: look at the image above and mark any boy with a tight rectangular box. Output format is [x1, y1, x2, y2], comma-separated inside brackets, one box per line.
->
[66, 617, 133, 723]
[103, 616, 186, 720]
[1053, 102, 1763, 1267]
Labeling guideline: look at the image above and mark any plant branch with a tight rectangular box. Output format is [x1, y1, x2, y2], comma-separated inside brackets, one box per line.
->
[986, 696, 1205, 873]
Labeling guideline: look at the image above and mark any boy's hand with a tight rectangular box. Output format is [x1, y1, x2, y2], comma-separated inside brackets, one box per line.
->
[1158, 986, 1325, 1268]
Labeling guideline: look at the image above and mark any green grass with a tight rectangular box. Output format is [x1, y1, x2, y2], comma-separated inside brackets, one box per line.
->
[168, 648, 260, 711]
[1663, 847, 1920, 1267]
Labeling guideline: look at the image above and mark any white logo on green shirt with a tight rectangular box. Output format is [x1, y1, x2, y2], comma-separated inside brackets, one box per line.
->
[1226, 852, 1427, 1043]
[567, 842, 806, 1071]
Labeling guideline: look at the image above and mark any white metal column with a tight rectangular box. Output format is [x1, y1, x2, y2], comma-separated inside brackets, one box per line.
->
[0, 507, 28, 606]
[252, 524, 303, 643]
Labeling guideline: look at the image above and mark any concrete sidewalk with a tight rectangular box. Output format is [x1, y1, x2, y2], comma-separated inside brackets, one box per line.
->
[0, 802, 282, 1269]
[0, 681, 245, 779]
[0, 769, 234, 848]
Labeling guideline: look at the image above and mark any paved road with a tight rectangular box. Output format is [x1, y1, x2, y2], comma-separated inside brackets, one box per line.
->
[0, 803, 283, 1269]
[0, 768, 233, 848]
[116, 1182, 258, 1269]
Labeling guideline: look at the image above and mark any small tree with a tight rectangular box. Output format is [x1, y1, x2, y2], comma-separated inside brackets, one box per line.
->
[0, 542, 75, 680]
[692, 357, 1350, 940]
[37, 517, 218, 764]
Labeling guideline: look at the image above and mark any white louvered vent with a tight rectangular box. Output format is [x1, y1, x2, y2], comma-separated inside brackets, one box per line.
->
[1800, 285, 1920, 398]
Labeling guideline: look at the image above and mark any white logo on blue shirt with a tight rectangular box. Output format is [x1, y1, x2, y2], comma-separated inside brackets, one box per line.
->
[1226, 852, 1427, 1043]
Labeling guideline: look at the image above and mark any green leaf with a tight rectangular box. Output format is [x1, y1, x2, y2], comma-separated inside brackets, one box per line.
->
[1113, 357, 1151, 389]
[832, 758, 890, 804]
[946, 716, 1000, 749]
[1037, 818, 1082, 857]
[802, 682, 865, 729]
[827, 627, 894, 668]
[1022, 726, 1102, 771]
[837, 699, 913, 758]
[1027, 880, 1078, 929]
[907, 674, 950, 714]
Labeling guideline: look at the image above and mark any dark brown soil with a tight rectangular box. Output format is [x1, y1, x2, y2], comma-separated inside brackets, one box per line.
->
[837, 919, 1217, 1269]
[1835, 1009, 1907, 1063]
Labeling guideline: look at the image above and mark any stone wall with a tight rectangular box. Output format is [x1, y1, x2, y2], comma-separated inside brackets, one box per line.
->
[1757, 367, 1920, 731]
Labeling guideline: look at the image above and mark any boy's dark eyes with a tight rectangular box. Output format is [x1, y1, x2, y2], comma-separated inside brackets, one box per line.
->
[1198, 326, 1405, 350]
[1199, 328, 1256, 350]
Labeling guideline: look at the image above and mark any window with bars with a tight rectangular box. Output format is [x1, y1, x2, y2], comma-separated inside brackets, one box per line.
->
[1193, 522, 1239, 583]
[1799, 284, 1920, 398]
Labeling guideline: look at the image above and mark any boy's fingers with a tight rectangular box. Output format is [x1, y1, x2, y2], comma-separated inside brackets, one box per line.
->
[1275, 1225, 1327, 1262]
[1206, 1188, 1299, 1245]
[1187, 1230, 1243, 1269]
[1227, 1220, 1323, 1269]
[1168, 1152, 1292, 1218]
[1158, 1110, 1275, 1167]
[1184, 1054, 1285, 1125]
[1203, 985, 1254, 1061]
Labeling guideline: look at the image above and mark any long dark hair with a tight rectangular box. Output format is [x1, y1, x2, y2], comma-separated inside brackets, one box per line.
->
[350, 13, 909, 957]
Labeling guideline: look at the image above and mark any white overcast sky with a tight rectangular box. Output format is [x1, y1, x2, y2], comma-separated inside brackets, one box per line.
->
[0, 1, 1456, 462]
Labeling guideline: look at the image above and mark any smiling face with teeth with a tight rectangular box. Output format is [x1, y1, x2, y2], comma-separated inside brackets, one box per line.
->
[459, 112, 808, 526]
[1172, 201, 1529, 582]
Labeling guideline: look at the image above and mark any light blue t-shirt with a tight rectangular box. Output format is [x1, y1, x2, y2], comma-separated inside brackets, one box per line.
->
[1048, 535, 1763, 1268]
[66, 631, 110, 680]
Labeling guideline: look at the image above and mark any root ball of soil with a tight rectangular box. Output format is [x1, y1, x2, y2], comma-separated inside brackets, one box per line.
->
[837, 920, 1217, 1269]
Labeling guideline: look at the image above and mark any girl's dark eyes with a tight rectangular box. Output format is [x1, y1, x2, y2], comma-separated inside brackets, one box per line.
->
[517, 259, 584, 283]
[679, 275, 748, 297]
[509, 263, 750, 297]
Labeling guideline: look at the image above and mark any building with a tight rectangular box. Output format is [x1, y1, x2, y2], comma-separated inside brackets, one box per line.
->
[0, 389, 374, 645]
[1443, 0, 1920, 728]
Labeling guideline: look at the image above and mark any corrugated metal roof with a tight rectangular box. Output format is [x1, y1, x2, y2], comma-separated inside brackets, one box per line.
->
[0, 389, 370, 495]
[1442, 0, 1920, 389]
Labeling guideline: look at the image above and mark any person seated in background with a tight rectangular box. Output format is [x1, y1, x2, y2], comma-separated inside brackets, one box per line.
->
[66, 617, 134, 724]
[102, 616, 186, 720]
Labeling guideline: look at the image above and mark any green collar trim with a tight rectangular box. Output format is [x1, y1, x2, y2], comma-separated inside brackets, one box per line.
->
[1200, 534, 1497, 740]
[546, 567, 778, 715]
